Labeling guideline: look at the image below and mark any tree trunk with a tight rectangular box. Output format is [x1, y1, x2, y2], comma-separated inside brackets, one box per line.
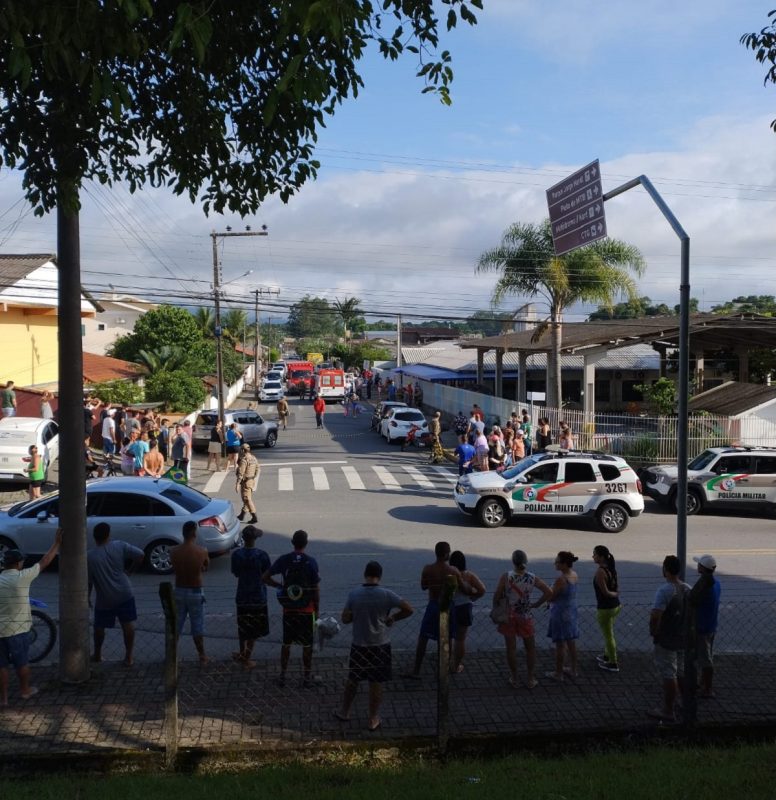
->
[550, 306, 563, 412]
[57, 201, 90, 684]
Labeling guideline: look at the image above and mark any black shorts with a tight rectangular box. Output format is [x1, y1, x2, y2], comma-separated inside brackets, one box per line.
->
[454, 602, 474, 629]
[226, 445, 240, 454]
[236, 604, 269, 640]
[348, 643, 392, 684]
[30, 479, 44, 488]
[282, 612, 314, 647]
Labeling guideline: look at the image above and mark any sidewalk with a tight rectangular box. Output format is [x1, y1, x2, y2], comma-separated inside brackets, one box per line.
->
[1, 650, 774, 757]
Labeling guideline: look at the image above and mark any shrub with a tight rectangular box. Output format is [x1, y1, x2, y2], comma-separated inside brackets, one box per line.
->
[144, 370, 206, 412]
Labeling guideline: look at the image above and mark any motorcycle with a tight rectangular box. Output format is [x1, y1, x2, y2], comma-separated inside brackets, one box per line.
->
[401, 423, 432, 451]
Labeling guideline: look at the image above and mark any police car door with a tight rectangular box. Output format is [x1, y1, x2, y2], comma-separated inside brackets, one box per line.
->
[705, 454, 754, 507]
[744, 454, 776, 508]
[512, 461, 560, 515]
[558, 460, 599, 515]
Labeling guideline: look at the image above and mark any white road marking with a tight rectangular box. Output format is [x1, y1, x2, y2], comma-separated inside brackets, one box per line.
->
[403, 465, 435, 489]
[430, 465, 457, 483]
[278, 467, 294, 491]
[372, 465, 400, 490]
[253, 460, 348, 468]
[311, 466, 329, 491]
[342, 466, 365, 490]
[202, 470, 229, 494]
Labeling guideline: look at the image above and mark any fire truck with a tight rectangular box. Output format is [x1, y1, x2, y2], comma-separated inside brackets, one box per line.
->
[285, 361, 315, 395]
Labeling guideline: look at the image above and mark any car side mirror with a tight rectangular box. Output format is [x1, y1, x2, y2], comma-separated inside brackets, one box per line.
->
[36, 510, 49, 523]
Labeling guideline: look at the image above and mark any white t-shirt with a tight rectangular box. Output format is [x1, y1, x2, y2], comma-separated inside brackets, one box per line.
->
[101, 415, 116, 440]
[0, 564, 40, 637]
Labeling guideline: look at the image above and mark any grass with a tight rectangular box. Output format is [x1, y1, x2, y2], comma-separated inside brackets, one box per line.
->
[2, 743, 776, 799]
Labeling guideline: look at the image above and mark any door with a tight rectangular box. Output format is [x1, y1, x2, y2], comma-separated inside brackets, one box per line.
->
[705, 455, 754, 506]
[749, 455, 776, 506]
[15, 495, 60, 555]
[86, 491, 156, 550]
[235, 412, 261, 444]
[559, 461, 600, 514]
[510, 461, 560, 514]
[42, 421, 59, 465]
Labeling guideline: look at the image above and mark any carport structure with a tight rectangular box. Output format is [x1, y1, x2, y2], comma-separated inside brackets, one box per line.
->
[458, 313, 776, 417]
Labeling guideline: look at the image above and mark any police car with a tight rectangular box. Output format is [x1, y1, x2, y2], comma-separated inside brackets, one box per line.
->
[641, 445, 776, 515]
[454, 450, 644, 532]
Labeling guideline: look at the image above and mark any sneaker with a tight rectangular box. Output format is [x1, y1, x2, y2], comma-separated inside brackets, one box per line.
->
[597, 661, 620, 673]
[595, 654, 609, 664]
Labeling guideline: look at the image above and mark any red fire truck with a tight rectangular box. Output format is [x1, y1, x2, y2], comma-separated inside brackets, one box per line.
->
[285, 361, 315, 395]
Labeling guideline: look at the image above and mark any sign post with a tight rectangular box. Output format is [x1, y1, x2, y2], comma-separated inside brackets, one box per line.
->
[546, 159, 607, 255]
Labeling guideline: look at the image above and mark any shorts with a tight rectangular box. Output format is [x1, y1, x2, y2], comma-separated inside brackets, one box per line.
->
[94, 597, 137, 629]
[226, 445, 240, 455]
[30, 479, 44, 488]
[419, 599, 456, 642]
[697, 633, 715, 669]
[236, 604, 269, 640]
[348, 643, 392, 684]
[653, 643, 684, 680]
[103, 439, 116, 455]
[0, 631, 31, 668]
[454, 602, 473, 629]
[208, 441, 222, 454]
[175, 588, 205, 637]
[498, 613, 536, 639]
[283, 611, 314, 647]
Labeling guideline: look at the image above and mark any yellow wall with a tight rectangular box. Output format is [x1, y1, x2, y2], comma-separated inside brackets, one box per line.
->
[0, 308, 60, 386]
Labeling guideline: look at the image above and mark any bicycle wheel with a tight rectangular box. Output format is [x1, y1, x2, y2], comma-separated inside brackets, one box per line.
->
[29, 609, 57, 663]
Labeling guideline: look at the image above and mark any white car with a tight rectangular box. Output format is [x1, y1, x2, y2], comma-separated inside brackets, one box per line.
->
[271, 362, 287, 379]
[380, 408, 429, 443]
[0, 417, 59, 483]
[454, 451, 644, 532]
[0, 477, 240, 575]
[260, 380, 285, 402]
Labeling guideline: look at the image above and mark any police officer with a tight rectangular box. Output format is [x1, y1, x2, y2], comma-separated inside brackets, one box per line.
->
[235, 443, 259, 523]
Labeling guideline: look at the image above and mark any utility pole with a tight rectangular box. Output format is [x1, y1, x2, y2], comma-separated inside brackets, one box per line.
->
[254, 290, 261, 401]
[210, 226, 268, 437]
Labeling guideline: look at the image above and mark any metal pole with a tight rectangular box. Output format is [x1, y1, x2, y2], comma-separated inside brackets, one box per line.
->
[396, 314, 403, 369]
[254, 290, 260, 402]
[211, 232, 226, 442]
[603, 175, 690, 578]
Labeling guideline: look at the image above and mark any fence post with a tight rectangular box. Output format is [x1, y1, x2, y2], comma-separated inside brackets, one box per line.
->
[159, 582, 179, 769]
[437, 575, 456, 755]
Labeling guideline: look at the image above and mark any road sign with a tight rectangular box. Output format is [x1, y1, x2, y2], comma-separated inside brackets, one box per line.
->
[546, 159, 607, 256]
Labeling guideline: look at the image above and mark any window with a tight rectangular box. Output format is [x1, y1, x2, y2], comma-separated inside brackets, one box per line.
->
[754, 457, 776, 475]
[599, 464, 622, 481]
[149, 498, 176, 517]
[321, 376, 331, 387]
[715, 456, 752, 474]
[523, 463, 558, 483]
[621, 381, 644, 402]
[97, 323, 106, 331]
[80, 324, 85, 337]
[42, 423, 57, 444]
[595, 380, 611, 403]
[563, 462, 596, 483]
[94, 492, 152, 517]
[393, 412, 425, 422]
[160, 485, 209, 512]
[561, 380, 581, 403]
[18, 496, 59, 520]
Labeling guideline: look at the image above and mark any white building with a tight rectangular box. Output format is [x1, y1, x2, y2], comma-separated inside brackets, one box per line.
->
[81, 295, 156, 354]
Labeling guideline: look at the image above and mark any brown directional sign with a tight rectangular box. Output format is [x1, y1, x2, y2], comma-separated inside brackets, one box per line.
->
[546, 159, 607, 256]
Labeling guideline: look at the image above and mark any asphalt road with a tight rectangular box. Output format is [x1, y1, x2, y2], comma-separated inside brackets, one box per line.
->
[3, 395, 776, 661]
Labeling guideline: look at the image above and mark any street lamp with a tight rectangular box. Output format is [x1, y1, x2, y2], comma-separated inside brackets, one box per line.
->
[210, 226, 268, 443]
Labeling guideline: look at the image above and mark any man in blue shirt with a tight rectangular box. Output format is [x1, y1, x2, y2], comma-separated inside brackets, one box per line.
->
[262, 530, 321, 688]
[231, 525, 271, 669]
[690, 554, 721, 699]
[454, 434, 476, 476]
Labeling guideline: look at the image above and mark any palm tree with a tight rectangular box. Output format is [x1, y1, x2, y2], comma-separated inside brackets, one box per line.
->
[477, 220, 645, 409]
[191, 307, 215, 337]
[221, 308, 249, 345]
[334, 296, 364, 347]
[135, 345, 189, 374]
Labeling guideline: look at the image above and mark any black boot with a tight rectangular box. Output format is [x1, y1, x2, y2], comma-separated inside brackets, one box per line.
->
[237, 511, 245, 521]
[248, 514, 258, 524]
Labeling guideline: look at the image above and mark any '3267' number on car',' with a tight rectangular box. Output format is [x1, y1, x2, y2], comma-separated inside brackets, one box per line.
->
[605, 482, 627, 494]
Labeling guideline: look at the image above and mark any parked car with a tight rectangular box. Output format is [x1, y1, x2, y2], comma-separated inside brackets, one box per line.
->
[0, 478, 240, 574]
[272, 362, 287, 378]
[0, 417, 59, 483]
[259, 380, 285, 402]
[369, 401, 408, 432]
[641, 445, 776, 516]
[192, 409, 278, 452]
[380, 408, 429, 443]
[265, 370, 283, 383]
[454, 451, 644, 532]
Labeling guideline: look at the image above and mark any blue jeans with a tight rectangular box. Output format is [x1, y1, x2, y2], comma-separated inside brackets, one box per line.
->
[175, 588, 205, 636]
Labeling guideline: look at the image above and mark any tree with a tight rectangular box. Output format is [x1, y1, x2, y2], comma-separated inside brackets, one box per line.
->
[742, 11, 776, 132]
[333, 296, 365, 344]
[477, 220, 645, 408]
[287, 296, 339, 339]
[465, 309, 513, 336]
[86, 379, 144, 406]
[711, 295, 776, 316]
[635, 377, 677, 416]
[191, 307, 215, 337]
[0, 0, 480, 683]
[109, 306, 201, 361]
[221, 308, 249, 345]
[145, 370, 207, 412]
[588, 296, 672, 321]
[135, 345, 189, 374]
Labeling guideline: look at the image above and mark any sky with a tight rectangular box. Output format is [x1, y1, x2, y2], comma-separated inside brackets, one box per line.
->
[1, 1, 775, 326]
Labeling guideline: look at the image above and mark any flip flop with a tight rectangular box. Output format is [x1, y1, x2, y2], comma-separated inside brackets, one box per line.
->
[21, 687, 39, 700]
[544, 671, 564, 683]
[368, 719, 382, 731]
[508, 677, 519, 689]
[526, 678, 539, 689]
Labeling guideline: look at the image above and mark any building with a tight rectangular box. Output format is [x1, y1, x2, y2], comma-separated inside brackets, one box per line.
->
[81, 294, 156, 355]
[0, 253, 100, 386]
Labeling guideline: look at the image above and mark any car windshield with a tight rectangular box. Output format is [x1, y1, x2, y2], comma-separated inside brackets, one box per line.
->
[393, 411, 425, 422]
[5, 492, 60, 518]
[688, 449, 718, 471]
[264, 382, 281, 389]
[160, 484, 210, 512]
[196, 414, 217, 427]
[501, 454, 545, 481]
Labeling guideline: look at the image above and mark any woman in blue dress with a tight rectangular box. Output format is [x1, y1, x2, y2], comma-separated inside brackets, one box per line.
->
[546, 551, 579, 682]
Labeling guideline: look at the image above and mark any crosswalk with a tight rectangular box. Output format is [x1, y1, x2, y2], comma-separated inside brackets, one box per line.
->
[197, 462, 458, 495]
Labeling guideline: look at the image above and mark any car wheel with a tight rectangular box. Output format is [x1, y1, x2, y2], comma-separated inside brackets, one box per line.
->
[0, 536, 17, 557]
[478, 497, 508, 528]
[265, 431, 277, 448]
[597, 502, 629, 533]
[145, 540, 177, 575]
[685, 489, 703, 516]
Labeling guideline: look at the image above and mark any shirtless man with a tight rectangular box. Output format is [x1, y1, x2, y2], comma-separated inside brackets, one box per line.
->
[404, 541, 469, 679]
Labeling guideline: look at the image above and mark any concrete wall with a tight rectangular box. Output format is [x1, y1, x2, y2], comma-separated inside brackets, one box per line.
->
[0, 308, 59, 386]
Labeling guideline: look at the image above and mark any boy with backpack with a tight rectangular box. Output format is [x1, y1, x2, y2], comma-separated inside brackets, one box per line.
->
[263, 530, 321, 688]
[648, 555, 690, 723]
